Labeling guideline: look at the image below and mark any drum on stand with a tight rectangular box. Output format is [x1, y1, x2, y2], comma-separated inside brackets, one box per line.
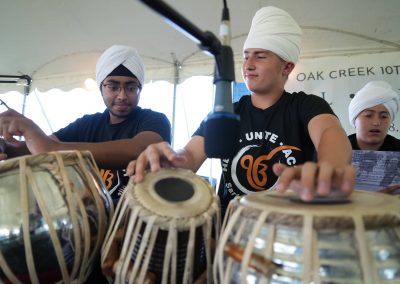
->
[101, 168, 221, 284]
[214, 190, 400, 284]
[0, 151, 114, 284]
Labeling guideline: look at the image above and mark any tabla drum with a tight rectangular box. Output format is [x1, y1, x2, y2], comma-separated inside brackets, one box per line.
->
[101, 168, 221, 284]
[0, 151, 114, 284]
[214, 190, 400, 284]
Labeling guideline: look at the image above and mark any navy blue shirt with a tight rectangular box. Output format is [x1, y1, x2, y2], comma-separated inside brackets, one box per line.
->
[53, 107, 171, 202]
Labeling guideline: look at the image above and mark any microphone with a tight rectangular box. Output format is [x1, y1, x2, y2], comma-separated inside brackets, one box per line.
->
[204, 1, 240, 159]
[137, 0, 240, 158]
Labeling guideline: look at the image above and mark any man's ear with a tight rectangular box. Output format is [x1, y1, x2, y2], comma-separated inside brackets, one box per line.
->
[283, 61, 295, 76]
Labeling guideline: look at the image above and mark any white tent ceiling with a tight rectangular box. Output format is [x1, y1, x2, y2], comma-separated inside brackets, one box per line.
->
[1, 0, 399, 93]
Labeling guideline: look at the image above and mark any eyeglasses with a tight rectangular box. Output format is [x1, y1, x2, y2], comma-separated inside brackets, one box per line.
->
[102, 83, 141, 96]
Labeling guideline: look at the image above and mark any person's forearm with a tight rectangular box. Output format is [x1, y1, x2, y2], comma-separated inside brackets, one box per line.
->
[52, 139, 159, 169]
[174, 148, 203, 173]
[317, 126, 352, 167]
[180, 136, 207, 173]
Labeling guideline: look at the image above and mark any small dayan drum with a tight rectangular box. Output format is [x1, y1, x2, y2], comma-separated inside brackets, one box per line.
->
[0, 151, 114, 284]
[101, 168, 220, 284]
[214, 190, 400, 284]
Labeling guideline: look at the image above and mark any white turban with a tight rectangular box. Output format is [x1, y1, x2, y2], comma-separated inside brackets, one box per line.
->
[96, 45, 145, 88]
[348, 81, 399, 127]
[243, 6, 302, 63]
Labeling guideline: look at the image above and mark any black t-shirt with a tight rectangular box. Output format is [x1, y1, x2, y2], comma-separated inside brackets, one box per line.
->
[194, 91, 335, 214]
[348, 133, 400, 151]
[53, 107, 171, 202]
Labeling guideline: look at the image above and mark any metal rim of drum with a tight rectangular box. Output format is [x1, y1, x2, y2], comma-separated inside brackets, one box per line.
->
[0, 150, 95, 173]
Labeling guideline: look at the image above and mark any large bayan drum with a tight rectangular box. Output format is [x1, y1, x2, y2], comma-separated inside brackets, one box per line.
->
[0, 151, 114, 284]
[214, 190, 400, 284]
[101, 168, 220, 284]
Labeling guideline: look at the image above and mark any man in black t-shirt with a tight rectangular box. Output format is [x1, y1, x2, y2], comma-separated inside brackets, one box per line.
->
[127, 6, 355, 216]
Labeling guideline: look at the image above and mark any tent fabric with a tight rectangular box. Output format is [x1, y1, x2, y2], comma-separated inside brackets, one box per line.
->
[0, 0, 399, 93]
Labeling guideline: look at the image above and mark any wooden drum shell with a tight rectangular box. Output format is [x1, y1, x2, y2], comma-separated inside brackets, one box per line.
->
[101, 168, 221, 284]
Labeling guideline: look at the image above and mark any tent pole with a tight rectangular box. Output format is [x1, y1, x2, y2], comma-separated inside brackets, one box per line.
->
[171, 56, 181, 148]
[21, 85, 30, 115]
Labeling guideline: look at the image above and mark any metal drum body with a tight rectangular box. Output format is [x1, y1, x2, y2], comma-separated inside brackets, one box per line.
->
[101, 168, 220, 284]
[214, 191, 400, 284]
[0, 151, 113, 284]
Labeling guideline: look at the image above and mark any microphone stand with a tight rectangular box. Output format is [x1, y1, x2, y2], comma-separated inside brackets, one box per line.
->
[138, 0, 239, 158]
[138, 0, 235, 91]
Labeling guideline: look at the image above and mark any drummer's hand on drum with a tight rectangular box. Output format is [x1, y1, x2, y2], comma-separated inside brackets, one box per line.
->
[126, 141, 188, 183]
[272, 162, 356, 202]
[0, 109, 56, 154]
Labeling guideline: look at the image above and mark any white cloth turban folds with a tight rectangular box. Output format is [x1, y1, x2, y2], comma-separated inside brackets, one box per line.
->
[243, 6, 302, 63]
[96, 45, 145, 88]
[348, 81, 399, 127]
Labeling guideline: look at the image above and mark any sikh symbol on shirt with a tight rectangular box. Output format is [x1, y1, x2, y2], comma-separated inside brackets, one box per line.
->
[231, 144, 301, 194]
[99, 168, 123, 196]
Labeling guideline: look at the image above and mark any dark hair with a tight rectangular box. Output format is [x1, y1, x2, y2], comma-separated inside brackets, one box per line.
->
[107, 64, 136, 78]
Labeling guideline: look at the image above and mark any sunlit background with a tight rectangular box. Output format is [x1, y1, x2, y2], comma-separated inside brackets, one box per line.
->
[0, 76, 223, 186]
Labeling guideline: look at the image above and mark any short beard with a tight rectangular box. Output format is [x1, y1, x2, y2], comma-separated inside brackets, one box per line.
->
[109, 109, 130, 120]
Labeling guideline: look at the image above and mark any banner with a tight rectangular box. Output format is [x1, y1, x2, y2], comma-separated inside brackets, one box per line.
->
[234, 51, 400, 138]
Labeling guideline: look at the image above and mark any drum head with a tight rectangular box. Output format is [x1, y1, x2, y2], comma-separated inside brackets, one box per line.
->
[131, 168, 214, 218]
[241, 190, 400, 217]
